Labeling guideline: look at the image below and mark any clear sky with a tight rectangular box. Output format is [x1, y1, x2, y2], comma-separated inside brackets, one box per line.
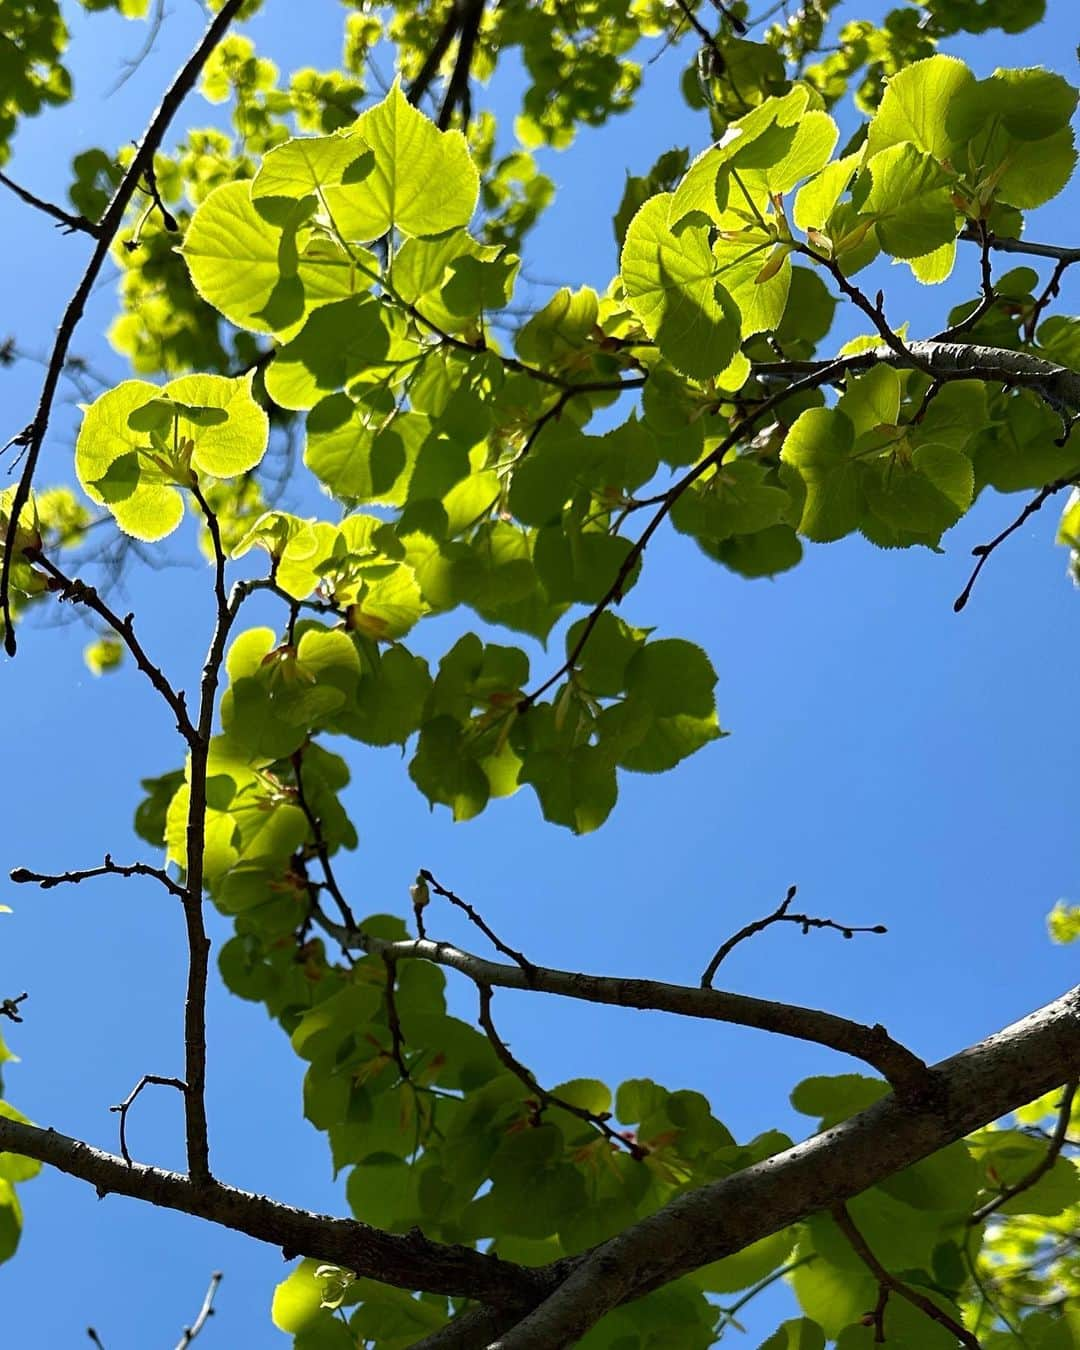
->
[1, 0, 1078, 1344]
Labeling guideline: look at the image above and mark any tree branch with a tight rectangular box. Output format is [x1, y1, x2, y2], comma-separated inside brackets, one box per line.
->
[953, 471, 1080, 613]
[25, 548, 196, 744]
[10, 854, 186, 902]
[700, 884, 886, 988]
[0, 0, 249, 656]
[437, 0, 484, 131]
[959, 225, 1080, 265]
[970, 1079, 1078, 1224]
[753, 340, 1080, 413]
[0, 1117, 543, 1304]
[0, 169, 101, 237]
[175, 1270, 222, 1350]
[320, 923, 930, 1093]
[407, 2, 462, 108]
[110, 1074, 188, 1167]
[417, 869, 536, 977]
[476, 984, 647, 1158]
[1, 986, 1076, 1341]
[832, 1203, 983, 1348]
[484, 984, 1080, 1348]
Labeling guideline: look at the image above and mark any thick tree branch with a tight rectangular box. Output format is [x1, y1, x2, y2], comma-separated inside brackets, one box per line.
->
[959, 226, 1080, 266]
[753, 341, 1080, 414]
[321, 924, 930, 1093]
[0, 1117, 543, 1305]
[0, 0, 248, 655]
[1, 986, 1075, 1342]
[407, 2, 462, 107]
[486, 984, 1080, 1348]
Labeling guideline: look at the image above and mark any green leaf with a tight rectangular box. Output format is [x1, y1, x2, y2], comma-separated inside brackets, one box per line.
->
[791, 1074, 890, 1127]
[327, 78, 479, 239]
[74, 380, 186, 540]
[757, 1319, 826, 1350]
[712, 237, 791, 337]
[273, 1260, 332, 1334]
[866, 54, 975, 162]
[621, 195, 740, 381]
[0, 1178, 22, 1263]
[83, 636, 123, 676]
[834, 1287, 963, 1350]
[182, 183, 367, 339]
[790, 1250, 876, 1340]
[518, 740, 617, 834]
[265, 297, 407, 411]
[947, 67, 1077, 143]
[251, 131, 372, 199]
[862, 144, 957, 259]
[516, 287, 599, 366]
[780, 407, 863, 542]
[696, 1229, 796, 1294]
[794, 154, 859, 232]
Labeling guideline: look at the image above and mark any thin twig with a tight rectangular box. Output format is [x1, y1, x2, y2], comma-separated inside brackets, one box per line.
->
[0, 993, 28, 1023]
[0, 0, 248, 655]
[382, 958, 411, 1082]
[477, 984, 647, 1158]
[0, 170, 101, 237]
[954, 473, 1080, 613]
[292, 749, 358, 931]
[970, 1081, 1079, 1224]
[701, 885, 887, 988]
[24, 549, 196, 743]
[175, 1270, 223, 1350]
[10, 855, 185, 901]
[418, 870, 536, 979]
[1026, 257, 1072, 343]
[934, 220, 996, 342]
[833, 1203, 983, 1348]
[110, 1075, 188, 1167]
[86, 1331, 107, 1350]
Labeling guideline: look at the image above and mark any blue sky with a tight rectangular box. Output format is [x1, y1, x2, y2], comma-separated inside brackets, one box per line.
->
[1, 0, 1078, 1344]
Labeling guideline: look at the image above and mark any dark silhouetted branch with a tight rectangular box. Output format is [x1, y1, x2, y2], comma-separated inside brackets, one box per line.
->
[0, 170, 101, 237]
[320, 922, 930, 1093]
[11, 855, 186, 901]
[954, 472, 1080, 613]
[833, 1203, 983, 1348]
[1, 0, 249, 655]
[701, 885, 887, 988]
[110, 1075, 188, 1167]
[970, 1080, 1079, 1225]
[477, 984, 647, 1158]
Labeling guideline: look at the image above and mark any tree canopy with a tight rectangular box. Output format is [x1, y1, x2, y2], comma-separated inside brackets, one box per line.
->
[0, 0, 1078, 1346]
